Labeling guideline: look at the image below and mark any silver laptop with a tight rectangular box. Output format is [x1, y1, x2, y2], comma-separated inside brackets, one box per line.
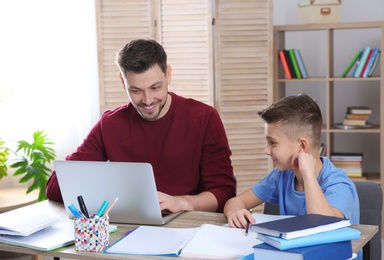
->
[54, 160, 183, 225]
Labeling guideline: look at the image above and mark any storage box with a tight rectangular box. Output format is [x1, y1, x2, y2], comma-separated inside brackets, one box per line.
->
[298, 0, 341, 24]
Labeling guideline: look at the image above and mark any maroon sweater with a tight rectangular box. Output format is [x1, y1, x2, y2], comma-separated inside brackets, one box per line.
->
[46, 92, 236, 212]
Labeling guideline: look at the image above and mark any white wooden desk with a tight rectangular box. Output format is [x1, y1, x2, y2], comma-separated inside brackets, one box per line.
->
[0, 200, 379, 260]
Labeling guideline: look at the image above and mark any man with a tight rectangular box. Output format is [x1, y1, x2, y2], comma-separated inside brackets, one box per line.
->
[46, 39, 236, 213]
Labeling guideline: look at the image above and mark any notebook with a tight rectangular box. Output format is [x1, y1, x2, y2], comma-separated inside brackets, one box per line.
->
[53, 160, 183, 225]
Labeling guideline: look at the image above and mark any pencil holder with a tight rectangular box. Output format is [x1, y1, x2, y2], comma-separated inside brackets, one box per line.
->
[74, 214, 110, 252]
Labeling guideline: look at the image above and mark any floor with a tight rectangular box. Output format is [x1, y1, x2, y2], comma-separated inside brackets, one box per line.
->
[2, 239, 384, 259]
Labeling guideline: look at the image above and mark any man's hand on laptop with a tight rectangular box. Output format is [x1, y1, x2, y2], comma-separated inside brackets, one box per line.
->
[158, 191, 192, 213]
[157, 191, 218, 213]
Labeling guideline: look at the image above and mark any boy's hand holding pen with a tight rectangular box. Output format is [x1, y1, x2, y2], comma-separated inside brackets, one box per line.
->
[245, 208, 253, 236]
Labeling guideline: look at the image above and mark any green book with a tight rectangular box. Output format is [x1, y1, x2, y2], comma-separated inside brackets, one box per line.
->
[288, 49, 302, 79]
[341, 50, 362, 78]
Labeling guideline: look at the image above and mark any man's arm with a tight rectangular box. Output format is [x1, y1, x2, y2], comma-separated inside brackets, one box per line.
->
[158, 191, 218, 212]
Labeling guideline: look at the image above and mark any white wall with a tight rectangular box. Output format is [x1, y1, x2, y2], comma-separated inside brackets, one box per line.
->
[0, 0, 99, 188]
[273, 0, 384, 173]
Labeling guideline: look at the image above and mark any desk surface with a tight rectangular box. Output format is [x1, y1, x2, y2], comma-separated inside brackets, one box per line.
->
[0, 200, 379, 260]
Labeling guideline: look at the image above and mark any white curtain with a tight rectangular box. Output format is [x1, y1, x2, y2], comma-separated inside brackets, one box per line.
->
[0, 0, 100, 187]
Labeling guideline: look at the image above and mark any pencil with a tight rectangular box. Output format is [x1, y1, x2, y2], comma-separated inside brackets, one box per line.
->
[245, 208, 253, 236]
[103, 197, 119, 217]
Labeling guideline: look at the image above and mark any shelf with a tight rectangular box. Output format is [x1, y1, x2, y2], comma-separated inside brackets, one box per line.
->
[273, 22, 384, 187]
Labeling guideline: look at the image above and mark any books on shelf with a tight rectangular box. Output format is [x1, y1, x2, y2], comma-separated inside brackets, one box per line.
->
[344, 47, 381, 78]
[331, 152, 363, 178]
[278, 50, 292, 79]
[253, 240, 353, 260]
[347, 106, 372, 115]
[294, 49, 308, 79]
[341, 106, 372, 128]
[341, 50, 362, 78]
[249, 214, 351, 240]
[354, 47, 371, 77]
[256, 227, 360, 250]
[278, 49, 308, 79]
[288, 49, 302, 79]
[318, 143, 327, 156]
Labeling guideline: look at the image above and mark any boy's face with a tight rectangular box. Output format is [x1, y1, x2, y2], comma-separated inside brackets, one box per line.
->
[264, 122, 300, 171]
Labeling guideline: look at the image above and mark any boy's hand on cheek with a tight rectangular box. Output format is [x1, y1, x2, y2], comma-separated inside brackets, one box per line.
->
[292, 152, 317, 180]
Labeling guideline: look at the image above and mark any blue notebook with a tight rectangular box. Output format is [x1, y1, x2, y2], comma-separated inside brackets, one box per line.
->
[256, 227, 360, 250]
[253, 240, 352, 260]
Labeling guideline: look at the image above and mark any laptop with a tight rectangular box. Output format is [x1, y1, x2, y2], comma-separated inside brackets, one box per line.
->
[53, 160, 183, 225]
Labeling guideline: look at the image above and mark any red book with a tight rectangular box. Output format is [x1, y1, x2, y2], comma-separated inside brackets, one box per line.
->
[358, 49, 373, 77]
[278, 50, 291, 79]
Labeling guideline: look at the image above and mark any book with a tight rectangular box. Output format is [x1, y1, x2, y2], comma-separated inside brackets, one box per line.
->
[0, 219, 74, 251]
[345, 113, 370, 120]
[330, 152, 363, 161]
[0, 219, 118, 252]
[278, 50, 292, 79]
[368, 49, 381, 76]
[341, 50, 362, 78]
[249, 214, 351, 240]
[256, 227, 360, 250]
[347, 106, 372, 115]
[354, 47, 371, 78]
[288, 49, 302, 79]
[253, 241, 352, 260]
[351, 48, 364, 77]
[363, 47, 380, 77]
[0, 210, 60, 236]
[358, 48, 373, 77]
[342, 118, 367, 126]
[284, 49, 296, 78]
[104, 223, 257, 258]
[293, 49, 308, 78]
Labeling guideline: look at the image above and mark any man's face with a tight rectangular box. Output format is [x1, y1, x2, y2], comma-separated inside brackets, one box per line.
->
[121, 64, 172, 121]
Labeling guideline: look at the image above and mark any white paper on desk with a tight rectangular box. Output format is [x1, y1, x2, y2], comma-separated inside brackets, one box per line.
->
[181, 224, 261, 259]
[105, 226, 200, 256]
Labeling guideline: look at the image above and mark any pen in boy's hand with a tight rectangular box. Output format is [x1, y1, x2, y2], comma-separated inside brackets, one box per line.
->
[245, 208, 253, 236]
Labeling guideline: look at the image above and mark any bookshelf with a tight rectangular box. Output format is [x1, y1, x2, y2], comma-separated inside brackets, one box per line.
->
[273, 21, 384, 184]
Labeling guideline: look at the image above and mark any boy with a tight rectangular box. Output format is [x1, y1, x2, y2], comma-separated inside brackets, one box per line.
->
[224, 94, 360, 228]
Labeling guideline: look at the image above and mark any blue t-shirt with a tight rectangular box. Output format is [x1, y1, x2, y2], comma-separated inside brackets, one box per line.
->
[252, 157, 360, 225]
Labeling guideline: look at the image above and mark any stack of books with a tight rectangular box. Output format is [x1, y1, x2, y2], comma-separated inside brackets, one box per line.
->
[318, 143, 327, 157]
[341, 47, 381, 78]
[342, 106, 372, 127]
[249, 214, 361, 259]
[278, 49, 308, 79]
[330, 152, 364, 179]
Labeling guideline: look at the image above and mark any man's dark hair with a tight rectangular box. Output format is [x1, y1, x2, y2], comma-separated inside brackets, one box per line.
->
[258, 93, 323, 147]
[116, 39, 167, 76]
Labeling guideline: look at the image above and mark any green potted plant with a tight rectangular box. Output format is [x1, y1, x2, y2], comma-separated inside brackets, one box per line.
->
[2, 130, 56, 201]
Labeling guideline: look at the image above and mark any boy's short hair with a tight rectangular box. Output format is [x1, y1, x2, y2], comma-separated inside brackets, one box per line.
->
[257, 93, 323, 148]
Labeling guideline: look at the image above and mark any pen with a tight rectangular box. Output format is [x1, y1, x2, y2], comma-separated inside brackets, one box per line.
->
[245, 208, 253, 236]
[68, 203, 83, 218]
[77, 195, 90, 218]
[103, 197, 119, 217]
[96, 200, 109, 217]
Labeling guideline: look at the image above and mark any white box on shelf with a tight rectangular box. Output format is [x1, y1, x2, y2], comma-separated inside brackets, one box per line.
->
[298, 0, 341, 24]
